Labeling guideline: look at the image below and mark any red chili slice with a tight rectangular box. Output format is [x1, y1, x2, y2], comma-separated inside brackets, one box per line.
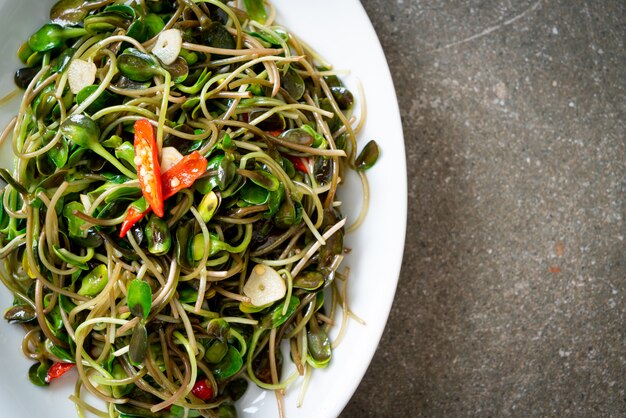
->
[45, 362, 75, 383]
[134, 119, 164, 217]
[288, 156, 309, 173]
[161, 151, 208, 200]
[119, 205, 150, 238]
[119, 151, 208, 237]
[191, 379, 214, 401]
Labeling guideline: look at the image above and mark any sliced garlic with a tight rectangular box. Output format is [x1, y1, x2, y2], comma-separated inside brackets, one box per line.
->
[160, 146, 183, 173]
[243, 264, 286, 307]
[152, 29, 182, 65]
[68, 59, 97, 94]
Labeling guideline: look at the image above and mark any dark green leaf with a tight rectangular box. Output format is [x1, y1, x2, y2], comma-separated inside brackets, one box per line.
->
[14, 67, 40, 89]
[200, 22, 235, 59]
[274, 199, 302, 228]
[144, 14, 165, 39]
[117, 48, 164, 82]
[4, 305, 36, 324]
[279, 128, 314, 146]
[28, 361, 50, 386]
[145, 215, 171, 256]
[129, 322, 148, 365]
[127, 19, 148, 42]
[217, 157, 237, 190]
[244, 170, 279, 191]
[281, 69, 305, 100]
[330, 86, 354, 110]
[293, 271, 324, 291]
[51, 0, 88, 26]
[84, 10, 132, 33]
[76, 85, 116, 114]
[224, 378, 249, 402]
[355, 140, 380, 171]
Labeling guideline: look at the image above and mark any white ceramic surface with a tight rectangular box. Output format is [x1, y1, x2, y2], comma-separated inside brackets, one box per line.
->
[0, 1, 406, 417]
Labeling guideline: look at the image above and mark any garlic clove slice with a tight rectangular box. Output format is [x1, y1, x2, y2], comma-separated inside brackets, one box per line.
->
[243, 264, 286, 307]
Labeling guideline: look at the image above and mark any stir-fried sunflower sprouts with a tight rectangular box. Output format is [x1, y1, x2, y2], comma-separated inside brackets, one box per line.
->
[0, 1, 381, 417]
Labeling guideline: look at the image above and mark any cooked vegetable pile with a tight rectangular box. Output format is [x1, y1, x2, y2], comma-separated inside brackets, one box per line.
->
[0, 0, 379, 417]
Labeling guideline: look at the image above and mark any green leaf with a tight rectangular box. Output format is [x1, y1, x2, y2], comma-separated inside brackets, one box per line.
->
[53, 47, 76, 73]
[293, 270, 325, 290]
[240, 181, 269, 205]
[76, 85, 116, 114]
[301, 124, 327, 149]
[101, 135, 123, 148]
[63, 201, 87, 238]
[48, 137, 69, 168]
[144, 14, 165, 39]
[204, 340, 228, 364]
[77, 264, 108, 296]
[115, 141, 136, 168]
[307, 324, 332, 368]
[176, 68, 211, 94]
[212, 346, 243, 380]
[45, 339, 74, 363]
[53, 246, 94, 270]
[261, 296, 299, 329]
[246, 170, 279, 191]
[198, 191, 220, 223]
[127, 279, 152, 319]
[170, 405, 202, 418]
[243, 0, 267, 23]
[110, 362, 134, 398]
[28, 24, 87, 52]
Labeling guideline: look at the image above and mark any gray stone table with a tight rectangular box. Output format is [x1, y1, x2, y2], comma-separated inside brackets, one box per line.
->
[341, 1, 625, 417]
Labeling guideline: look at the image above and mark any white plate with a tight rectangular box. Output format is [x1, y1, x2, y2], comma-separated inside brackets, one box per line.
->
[0, 1, 406, 417]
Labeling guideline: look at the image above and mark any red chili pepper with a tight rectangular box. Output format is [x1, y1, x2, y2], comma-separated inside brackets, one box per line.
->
[45, 362, 75, 383]
[191, 379, 214, 401]
[161, 151, 208, 200]
[288, 156, 309, 173]
[119, 152, 208, 237]
[119, 206, 151, 238]
[134, 119, 164, 218]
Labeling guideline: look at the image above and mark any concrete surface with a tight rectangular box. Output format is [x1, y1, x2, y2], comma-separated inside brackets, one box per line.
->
[341, 1, 625, 417]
